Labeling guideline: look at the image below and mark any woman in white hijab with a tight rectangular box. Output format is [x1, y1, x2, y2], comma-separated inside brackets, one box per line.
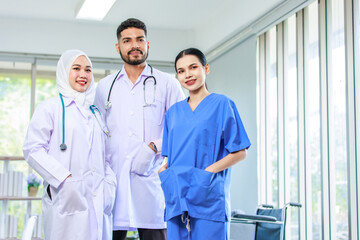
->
[23, 49, 116, 240]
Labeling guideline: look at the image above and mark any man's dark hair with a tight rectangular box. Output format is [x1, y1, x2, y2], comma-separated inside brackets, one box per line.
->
[116, 18, 147, 40]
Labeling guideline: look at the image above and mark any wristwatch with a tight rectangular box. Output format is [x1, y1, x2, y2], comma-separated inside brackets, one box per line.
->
[150, 142, 158, 153]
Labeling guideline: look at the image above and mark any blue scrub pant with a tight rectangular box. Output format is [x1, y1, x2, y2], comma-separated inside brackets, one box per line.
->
[167, 214, 228, 240]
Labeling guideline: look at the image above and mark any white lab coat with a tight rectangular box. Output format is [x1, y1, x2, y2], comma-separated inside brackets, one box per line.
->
[94, 65, 185, 230]
[23, 96, 116, 240]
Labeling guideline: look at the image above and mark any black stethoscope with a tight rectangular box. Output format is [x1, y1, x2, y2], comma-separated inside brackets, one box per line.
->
[105, 64, 157, 110]
[59, 93, 110, 151]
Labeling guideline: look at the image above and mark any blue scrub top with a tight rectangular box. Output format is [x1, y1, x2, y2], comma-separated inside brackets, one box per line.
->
[160, 93, 251, 222]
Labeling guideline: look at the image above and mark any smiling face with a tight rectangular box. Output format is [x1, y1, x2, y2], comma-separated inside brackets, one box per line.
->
[175, 54, 209, 92]
[116, 27, 149, 66]
[68, 55, 92, 92]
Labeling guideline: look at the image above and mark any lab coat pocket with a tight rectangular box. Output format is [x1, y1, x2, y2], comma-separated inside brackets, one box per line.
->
[57, 177, 88, 215]
[43, 184, 53, 203]
[103, 179, 116, 216]
[143, 98, 165, 125]
[131, 142, 156, 176]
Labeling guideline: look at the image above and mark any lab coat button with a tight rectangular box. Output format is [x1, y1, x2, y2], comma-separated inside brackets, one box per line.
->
[128, 132, 133, 137]
[130, 91, 135, 95]
[93, 192, 96, 197]
[126, 155, 130, 159]
[130, 111, 134, 116]
[92, 168, 95, 172]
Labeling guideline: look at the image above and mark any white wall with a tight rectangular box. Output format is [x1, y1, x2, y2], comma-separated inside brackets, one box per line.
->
[0, 17, 191, 62]
[207, 36, 258, 213]
[193, 0, 283, 52]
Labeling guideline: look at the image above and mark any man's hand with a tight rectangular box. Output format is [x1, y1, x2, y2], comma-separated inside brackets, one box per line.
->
[148, 142, 158, 154]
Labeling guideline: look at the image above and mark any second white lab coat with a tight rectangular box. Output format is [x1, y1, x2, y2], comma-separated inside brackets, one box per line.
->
[23, 96, 116, 240]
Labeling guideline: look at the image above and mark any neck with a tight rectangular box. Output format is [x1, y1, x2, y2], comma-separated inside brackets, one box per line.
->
[124, 62, 147, 84]
[188, 86, 210, 106]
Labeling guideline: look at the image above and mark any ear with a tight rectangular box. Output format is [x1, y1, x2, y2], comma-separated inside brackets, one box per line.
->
[147, 41, 150, 51]
[205, 63, 210, 75]
[115, 43, 120, 54]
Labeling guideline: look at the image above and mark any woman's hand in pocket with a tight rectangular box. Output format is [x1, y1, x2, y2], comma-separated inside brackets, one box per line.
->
[204, 165, 215, 173]
[158, 162, 167, 174]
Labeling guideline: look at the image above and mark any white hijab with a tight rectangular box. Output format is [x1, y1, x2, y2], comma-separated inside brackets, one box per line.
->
[56, 49, 95, 109]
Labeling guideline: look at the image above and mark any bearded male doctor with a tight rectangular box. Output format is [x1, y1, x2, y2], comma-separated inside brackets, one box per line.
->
[94, 18, 185, 240]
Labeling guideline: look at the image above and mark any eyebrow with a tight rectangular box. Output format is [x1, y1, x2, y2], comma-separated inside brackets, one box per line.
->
[72, 64, 91, 68]
[177, 63, 198, 70]
[121, 36, 145, 40]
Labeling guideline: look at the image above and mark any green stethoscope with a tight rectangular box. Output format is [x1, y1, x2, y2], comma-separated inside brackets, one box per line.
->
[59, 93, 110, 151]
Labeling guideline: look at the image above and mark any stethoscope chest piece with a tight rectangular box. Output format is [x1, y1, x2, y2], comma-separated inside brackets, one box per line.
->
[105, 101, 112, 110]
[60, 143, 67, 151]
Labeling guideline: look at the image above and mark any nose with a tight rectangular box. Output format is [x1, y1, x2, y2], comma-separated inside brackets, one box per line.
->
[131, 41, 140, 50]
[185, 70, 192, 79]
[80, 70, 88, 78]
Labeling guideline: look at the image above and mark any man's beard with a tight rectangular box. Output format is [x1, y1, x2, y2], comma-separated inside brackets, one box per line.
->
[120, 48, 148, 65]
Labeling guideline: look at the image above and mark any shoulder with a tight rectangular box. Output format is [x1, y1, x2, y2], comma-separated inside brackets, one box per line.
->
[152, 68, 177, 83]
[209, 93, 239, 116]
[210, 93, 234, 105]
[166, 98, 187, 114]
[152, 68, 184, 98]
[32, 96, 59, 118]
[37, 96, 60, 109]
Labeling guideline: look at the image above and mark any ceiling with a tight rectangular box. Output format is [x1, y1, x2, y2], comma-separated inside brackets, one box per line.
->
[0, 0, 285, 61]
[1, 0, 283, 32]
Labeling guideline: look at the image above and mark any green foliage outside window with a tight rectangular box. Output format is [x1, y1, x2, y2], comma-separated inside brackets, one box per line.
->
[0, 71, 57, 238]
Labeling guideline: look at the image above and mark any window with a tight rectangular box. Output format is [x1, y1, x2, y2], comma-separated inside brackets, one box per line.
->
[265, 27, 278, 206]
[304, 2, 322, 239]
[257, 0, 359, 238]
[283, 14, 299, 238]
[327, 0, 348, 238]
[0, 62, 31, 156]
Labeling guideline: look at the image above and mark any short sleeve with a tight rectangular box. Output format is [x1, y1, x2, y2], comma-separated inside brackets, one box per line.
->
[222, 99, 251, 153]
[161, 113, 169, 157]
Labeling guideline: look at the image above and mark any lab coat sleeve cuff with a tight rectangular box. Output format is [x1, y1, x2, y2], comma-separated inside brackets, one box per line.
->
[27, 150, 71, 189]
[53, 172, 71, 189]
[153, 139, 162, 153]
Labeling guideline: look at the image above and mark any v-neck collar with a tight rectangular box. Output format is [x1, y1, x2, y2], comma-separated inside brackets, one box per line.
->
[120, 64, 152, 88]
[185, 93, 214, 114]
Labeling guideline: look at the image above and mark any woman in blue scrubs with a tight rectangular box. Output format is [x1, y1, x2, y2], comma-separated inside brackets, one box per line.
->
[159, 48, 251, 240]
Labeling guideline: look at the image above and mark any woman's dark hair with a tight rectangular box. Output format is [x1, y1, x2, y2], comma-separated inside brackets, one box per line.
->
[174, 48, 207, 71]
[116, 18, 147, 40]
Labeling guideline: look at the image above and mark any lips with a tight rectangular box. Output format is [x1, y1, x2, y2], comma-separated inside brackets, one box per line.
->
[76, 79, 87, 86]
[185, 79, 196, 86]
[129, 50, 143, 55]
